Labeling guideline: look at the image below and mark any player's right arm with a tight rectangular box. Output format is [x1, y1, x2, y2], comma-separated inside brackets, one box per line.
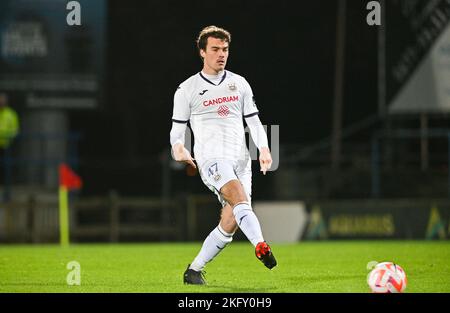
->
[170, 86, 196, 169]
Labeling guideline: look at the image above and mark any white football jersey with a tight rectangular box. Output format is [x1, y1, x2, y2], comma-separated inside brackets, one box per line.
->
[172, 70, 259, 167]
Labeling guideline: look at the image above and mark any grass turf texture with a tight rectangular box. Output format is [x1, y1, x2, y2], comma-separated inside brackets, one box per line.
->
[0, 241, 449, 293]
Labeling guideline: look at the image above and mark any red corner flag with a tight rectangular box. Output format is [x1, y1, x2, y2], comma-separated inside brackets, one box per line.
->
[59, 163, 82, 190]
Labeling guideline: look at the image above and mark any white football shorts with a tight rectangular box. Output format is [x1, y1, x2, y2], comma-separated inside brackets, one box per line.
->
[198, 158, 252, 207]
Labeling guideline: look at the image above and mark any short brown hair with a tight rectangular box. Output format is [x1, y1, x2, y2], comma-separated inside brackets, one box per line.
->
[196, 25, 231, 52]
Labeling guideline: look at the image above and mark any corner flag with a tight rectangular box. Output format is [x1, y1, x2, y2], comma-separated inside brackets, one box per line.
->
[59, 163, 82, 246]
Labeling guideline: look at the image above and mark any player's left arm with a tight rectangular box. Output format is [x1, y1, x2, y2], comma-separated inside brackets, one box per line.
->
[245, 115, 272, 175]
[242, 78, 272, 175]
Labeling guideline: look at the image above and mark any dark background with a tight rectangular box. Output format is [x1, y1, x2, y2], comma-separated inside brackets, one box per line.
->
[70, 0, 378, 197]
[2, 0, 449, 244]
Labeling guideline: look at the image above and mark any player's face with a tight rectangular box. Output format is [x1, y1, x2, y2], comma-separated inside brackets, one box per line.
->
[200, 37, 229, 74]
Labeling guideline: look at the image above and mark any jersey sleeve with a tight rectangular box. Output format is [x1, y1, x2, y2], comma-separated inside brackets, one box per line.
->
[242, 78, 259, 118]
[245, 114, 269, 149]
[172, 86, 191, 123]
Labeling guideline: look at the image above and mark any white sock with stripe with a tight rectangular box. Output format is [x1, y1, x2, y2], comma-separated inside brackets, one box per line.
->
[190, 224, 233, 272]
[233, 202, 264, 247]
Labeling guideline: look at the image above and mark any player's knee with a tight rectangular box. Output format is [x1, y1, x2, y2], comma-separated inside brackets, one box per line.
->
[220, 180, 247, 206]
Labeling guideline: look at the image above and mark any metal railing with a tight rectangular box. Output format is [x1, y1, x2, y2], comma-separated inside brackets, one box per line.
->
[0, 193, 183, 243]
[371, 129, 450, 198]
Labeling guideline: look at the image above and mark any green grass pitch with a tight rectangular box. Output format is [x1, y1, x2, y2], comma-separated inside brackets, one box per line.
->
[0, 241, 449, 293]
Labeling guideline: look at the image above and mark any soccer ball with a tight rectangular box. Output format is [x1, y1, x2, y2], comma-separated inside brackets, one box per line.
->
[367, 262, 407, 293]
[375, 262, 407, 284]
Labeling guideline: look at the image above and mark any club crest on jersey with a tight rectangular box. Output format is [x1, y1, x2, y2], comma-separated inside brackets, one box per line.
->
[217, 105, 229, 117]
[213, 173, 221, 182]
[228, 83, 237, 91]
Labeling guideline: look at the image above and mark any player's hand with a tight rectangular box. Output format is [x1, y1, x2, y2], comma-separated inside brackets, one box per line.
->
[259, 147, 272, 175]
[172, 143, 197, 169]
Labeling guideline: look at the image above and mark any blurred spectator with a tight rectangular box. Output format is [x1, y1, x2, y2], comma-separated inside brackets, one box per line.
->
[0, 93, 20, 149]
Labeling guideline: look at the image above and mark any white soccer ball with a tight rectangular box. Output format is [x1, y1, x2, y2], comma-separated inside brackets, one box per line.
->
[367, 262, 407, 293]
[375, 262, 407, 284]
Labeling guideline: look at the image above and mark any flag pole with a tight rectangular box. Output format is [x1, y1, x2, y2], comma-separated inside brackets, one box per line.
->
[59, 185, 70, 246]
[59, 163, 82, 247]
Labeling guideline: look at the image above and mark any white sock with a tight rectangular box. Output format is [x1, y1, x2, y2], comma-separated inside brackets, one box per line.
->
[233, 202, 264, 246]
[190, 224, 233, 272]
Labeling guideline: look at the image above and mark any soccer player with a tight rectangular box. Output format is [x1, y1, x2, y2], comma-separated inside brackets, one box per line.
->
[169, 26, 277, 285]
